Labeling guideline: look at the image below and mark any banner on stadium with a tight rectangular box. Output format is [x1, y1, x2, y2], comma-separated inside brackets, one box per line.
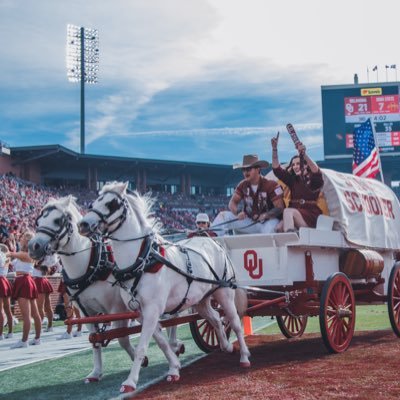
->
[322, 168, 400, 249]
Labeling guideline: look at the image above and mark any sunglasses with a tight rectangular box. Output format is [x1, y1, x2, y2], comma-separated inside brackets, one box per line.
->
[241, 167, 254, 172]
[196, 221, 208, 225]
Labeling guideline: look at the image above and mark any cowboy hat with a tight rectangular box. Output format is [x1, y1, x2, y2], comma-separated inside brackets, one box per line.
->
[233, 154, 269, 170]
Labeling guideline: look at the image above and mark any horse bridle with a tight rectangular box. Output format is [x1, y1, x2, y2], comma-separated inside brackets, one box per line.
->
[35, 206, 73, 254]
[88, 190, 129, 236]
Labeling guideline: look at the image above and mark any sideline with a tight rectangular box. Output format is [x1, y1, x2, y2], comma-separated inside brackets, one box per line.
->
[0, 325, 94, 372]
[0, 318, 275, 377]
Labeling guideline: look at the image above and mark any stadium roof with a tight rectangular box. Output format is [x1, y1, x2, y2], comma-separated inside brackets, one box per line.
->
[10, 144, 236, 169]
[10, 144, 242, 188]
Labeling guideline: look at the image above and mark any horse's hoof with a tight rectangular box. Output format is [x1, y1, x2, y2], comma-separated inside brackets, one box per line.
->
[166, 374, 180, 383]
[240, 361, 251, 368]
[175, 344, 185, 356]
[141, 356, 149, 368]
[84, 376, 101, 384]
[120, 384, 135, 393]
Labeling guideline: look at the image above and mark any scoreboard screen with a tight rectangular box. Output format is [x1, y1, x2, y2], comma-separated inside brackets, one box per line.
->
[321, 83, 400, 158]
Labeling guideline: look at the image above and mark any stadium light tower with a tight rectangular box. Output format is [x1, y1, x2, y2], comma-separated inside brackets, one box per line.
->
[66, 24, 99, 154]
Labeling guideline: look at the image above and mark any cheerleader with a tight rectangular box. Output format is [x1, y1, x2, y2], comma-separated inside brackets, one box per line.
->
[8, 231, 42, 348]
[0, 244, 13, 340]
[33, 254, 58, 332]
[56, 277, 82, 340]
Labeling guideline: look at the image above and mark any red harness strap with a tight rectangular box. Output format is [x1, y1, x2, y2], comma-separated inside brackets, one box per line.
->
[106, 245, 115, 263]
[146, 246, 165, 274]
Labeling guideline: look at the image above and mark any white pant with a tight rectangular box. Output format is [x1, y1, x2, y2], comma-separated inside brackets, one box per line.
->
[211, 211, 279, 236]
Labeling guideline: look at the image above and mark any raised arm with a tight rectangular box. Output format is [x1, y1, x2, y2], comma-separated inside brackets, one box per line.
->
[297, 142, 319, 173]
[7, 251, 33, 263]
[271, 132, 280, 169]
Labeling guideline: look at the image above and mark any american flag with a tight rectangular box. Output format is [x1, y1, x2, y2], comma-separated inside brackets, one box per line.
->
[352, 118, 380, 178]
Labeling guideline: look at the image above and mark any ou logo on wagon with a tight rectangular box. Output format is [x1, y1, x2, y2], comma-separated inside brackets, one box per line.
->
[243, 250, 263, 279]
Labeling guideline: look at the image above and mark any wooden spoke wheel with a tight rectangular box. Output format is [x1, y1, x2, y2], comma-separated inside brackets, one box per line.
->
[189, 302, 231, 353]
[276, 315, 308, 338]
[319, 272, 356, 353]
[388, 263, 400, 337]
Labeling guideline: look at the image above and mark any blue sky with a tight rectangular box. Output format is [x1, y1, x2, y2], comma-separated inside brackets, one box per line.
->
[1, 0, 399, 165]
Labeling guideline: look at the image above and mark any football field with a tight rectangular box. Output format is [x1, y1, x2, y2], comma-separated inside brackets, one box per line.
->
[0, 317, 274, 400]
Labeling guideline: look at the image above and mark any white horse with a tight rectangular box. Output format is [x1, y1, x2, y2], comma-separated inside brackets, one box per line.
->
[78, 182, 251, 395]
[27, 196, 142, 383]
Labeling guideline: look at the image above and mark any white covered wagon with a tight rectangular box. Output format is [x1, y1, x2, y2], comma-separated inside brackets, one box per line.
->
[66, 170, 400, 357]
[191, 169, 400, 353]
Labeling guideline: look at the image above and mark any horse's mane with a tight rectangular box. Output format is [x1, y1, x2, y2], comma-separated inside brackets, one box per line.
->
[100, 182, 162, 235]
[127, 191, 162, 234]
[45, 196, 82, 222]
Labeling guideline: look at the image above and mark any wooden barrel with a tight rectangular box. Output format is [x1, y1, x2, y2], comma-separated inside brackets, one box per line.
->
[339, 249, 384, 279]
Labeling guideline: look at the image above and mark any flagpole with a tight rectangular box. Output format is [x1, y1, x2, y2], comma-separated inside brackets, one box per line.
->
[391, 64, 398, 81]
[385, 66, 388, 82]
[367, 66, 369, 83]
[372, 66, 379, 82]
[369, 117, 384, 183]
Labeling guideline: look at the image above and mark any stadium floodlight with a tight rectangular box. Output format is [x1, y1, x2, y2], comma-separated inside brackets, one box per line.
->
[66, 24, 99, 154]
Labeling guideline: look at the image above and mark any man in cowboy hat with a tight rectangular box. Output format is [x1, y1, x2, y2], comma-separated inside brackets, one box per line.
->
[211, 154, 284, 235]
[187, 213, 217, 238]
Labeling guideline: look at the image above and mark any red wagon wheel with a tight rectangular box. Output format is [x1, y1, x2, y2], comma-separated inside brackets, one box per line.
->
[190, 319, 231, 353]
[388, 263, 400, 337]
[276, 315, 308, 338]
[319, 272, 356, 353]
[189, 302, 231, 353]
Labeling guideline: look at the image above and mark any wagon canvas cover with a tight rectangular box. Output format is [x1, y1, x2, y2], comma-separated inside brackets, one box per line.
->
[322, 169, 400, 250]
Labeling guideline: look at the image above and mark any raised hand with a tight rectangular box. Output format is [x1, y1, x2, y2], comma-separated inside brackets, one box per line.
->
[296, 141, 306, 155]
[271, 131, 280, 150]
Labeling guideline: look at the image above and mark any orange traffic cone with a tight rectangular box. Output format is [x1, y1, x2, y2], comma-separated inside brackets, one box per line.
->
[242, 316, 253, 335]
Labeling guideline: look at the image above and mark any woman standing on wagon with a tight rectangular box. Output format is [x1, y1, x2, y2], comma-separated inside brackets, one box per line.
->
[8, 230, 42, 348]
[271, 133, 324, 232]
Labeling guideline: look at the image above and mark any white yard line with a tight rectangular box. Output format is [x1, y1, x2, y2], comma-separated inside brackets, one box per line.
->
[0, 326, 140, 373]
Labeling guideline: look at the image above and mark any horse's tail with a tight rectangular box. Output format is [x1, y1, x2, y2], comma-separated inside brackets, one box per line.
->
[234, 288, 248, 318]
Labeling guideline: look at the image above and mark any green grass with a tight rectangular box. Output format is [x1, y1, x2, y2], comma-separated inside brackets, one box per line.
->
[9, 320, 65, 334]
[258, 304, 391, 335]
[0, 305, 393, 400]
[0, 325, 205, 400]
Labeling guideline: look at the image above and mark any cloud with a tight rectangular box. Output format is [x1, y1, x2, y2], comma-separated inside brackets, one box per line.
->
[4, 0, 391, 165]
[105, 124, 322, 139]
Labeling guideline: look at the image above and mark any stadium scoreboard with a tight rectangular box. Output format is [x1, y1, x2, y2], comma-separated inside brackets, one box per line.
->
[321, 82, 400, 158]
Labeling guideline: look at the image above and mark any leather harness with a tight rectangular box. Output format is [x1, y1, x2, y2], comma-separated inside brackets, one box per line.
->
[63, 238, 115, 316]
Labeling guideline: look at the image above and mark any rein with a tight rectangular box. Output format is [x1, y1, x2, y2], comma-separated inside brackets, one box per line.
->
[57, 246, 93, 256]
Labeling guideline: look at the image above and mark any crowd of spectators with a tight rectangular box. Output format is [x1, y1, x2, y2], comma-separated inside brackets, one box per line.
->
[0, 174, 61, 248]
[0, 173, 231, 239]
[153, 191, 228, 231]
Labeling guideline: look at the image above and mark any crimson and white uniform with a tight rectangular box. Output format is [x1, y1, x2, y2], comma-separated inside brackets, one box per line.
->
[0, 262, 12, 298]
[33, 255, 56, 294]
[11, 259, 38, 300]
[33, 269, 54, 294]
